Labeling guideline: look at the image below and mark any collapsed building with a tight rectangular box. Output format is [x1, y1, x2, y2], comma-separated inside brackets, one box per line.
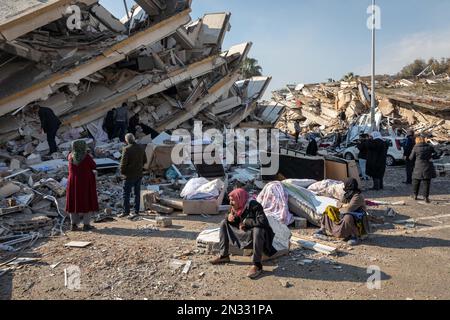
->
[0, 0, 276, 244]
[272, 75, 450, 147]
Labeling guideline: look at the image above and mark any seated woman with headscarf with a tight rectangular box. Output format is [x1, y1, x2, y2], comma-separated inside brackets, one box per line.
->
[314, 178, 370, 246]
[66, 140, 99, 231]
[210, 189, 278, 279]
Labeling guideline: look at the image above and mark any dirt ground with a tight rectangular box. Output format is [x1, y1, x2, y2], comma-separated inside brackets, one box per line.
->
[1, 166, 450, 300]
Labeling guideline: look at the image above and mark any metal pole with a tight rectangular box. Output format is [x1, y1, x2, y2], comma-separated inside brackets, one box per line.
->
[123, 0, 130, 21]
[370, 0, 377, 131]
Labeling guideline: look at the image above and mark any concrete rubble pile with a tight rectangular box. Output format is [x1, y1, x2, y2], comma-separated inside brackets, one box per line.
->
[272, 75, 450, 148]
[0, 0, 274, 246]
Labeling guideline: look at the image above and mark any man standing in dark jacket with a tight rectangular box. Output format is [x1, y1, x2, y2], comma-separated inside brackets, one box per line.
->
[403, 130, 415, 184]
[409, 136, 437, 203]
[366, 131, 388, 190]
[118, 133, 147, 218]
[33, 105, 61, 155]
[357, 134, 370, 181]
[103, 108, 116, 140]
[115, 103, 129, 142]
[306, 135, 318, 156]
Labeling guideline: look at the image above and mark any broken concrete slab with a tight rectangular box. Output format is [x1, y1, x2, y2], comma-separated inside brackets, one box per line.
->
[65, 241, 92, 248]
[0, 182, 21, 198]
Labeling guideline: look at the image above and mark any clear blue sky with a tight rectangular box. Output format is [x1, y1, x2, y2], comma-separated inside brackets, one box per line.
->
[101, 0, 450, 97]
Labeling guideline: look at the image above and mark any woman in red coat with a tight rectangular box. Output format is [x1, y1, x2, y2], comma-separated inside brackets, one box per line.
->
[66, 140, 99, 231]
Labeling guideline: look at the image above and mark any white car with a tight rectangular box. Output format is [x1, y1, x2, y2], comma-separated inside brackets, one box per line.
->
[342, 137, 406, 166]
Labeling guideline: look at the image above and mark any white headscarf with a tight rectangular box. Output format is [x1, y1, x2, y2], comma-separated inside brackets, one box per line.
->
[371, 131, 383, 140]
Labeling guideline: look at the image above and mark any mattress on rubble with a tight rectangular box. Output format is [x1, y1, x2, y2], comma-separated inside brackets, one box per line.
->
[282, 181, 338, 227]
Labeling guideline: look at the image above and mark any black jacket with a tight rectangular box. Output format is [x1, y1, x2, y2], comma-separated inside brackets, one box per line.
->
[103, 110, 116, 131]
[357, 140, 369, 160]
[128, 115, 140, 135]
[229, 200, 277, 257]
[38, 107, 61, 133]
[306, 139, 318, 156]
[409, 143, 437, 180]
[120, 143, 147, 180]
[403, 136, 415, 158]
[365, 139, 388, 179]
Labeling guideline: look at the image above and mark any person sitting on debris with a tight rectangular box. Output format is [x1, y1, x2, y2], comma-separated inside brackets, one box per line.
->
[366, 131, 388, 190]
[66, 140, 99, 231]
[128, 113, 140, 136]
[118, 133, 147, 219]
[294, 121, 301, 143]
[403, 129, 416, 185]
[306, 135, 318, 156]
[115, 103, 129, 142]
[103, 108, 117, 141]
[314, 178, 370, 246]
[210, 188, 278, 280]
[33, 104, 62, 156]
[357, 134, 370, 181]
[409, 135, 437, 204]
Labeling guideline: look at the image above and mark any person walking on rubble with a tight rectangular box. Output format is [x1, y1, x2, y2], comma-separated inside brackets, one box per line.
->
[409, 135, 437, 204]
[210, 188, 278, 280]
[314, 178, 370, 246]
[115, 103, 129, 142]
[365, 131, 388, 190]
[33, 104, 61, 155]
[66, 140, 99, 231]
[403, 129, 416, 185]
[118, 133, 147, 219]
[294, 120, 301, 143]
[103, 108, 117, 140]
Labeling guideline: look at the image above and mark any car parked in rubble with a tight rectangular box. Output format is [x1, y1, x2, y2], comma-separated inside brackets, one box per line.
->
[342, 136, 406, 166]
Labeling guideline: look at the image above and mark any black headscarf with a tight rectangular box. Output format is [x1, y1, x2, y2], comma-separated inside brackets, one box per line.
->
[343, 178, 361, 203]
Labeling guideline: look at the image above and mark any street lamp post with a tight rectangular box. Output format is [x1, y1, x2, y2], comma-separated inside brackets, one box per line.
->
[370, 0, 377, 131]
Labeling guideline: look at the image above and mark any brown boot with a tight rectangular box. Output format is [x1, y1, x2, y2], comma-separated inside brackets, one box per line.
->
[210, 256, 230, 265]
[70, 224, 80, 232]
[247, 265, 263, 279]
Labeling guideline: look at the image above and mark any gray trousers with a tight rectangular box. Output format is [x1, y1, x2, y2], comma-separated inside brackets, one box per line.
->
[70, 213, 92, 226]
[219, 220, 266, 267]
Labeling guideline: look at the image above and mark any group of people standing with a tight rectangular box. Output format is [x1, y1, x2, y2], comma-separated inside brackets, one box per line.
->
[31, 103, 155, 230]
[356, 131, 389, 190]
[357, 130, 438, 202]
[103, 103, 159, 142]
[65, 133, 147, 231]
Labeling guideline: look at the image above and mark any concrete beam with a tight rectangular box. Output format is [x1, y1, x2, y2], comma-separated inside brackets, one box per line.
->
[64, 54, 228, 127]
[0, 9, 192, 117]
[228, 77, 272, 128]
[156, 71, 241, 131]
[0, 0, 98, 42]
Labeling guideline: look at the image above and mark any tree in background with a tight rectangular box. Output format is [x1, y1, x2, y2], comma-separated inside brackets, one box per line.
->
[398, 58, 450, 78]
[341, 72, 358, 81]
[241, 58, 263, 79]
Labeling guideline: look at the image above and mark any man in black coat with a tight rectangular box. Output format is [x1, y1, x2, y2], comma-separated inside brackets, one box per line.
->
[33, 105, 61, 155]
[403, 129, 415, 184]
[409, 136, 437, 203]
[103, 108, 116, 140]
[357, 133, 370, 180]
[306, 135, 318, 156]
[366, 132, 388, 190]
